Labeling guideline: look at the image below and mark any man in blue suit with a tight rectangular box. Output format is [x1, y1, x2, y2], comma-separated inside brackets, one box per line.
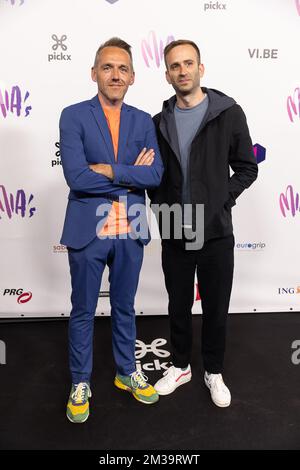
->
[60, 37, 164, 423]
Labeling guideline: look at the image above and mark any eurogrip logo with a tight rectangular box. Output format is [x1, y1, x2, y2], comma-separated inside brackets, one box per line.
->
[135, 338, 171, 372]
[142, 32, 175, 68]
[279, 185, 300, 218]
[48, 35, 71, 62]
[3, 289, 33, 304]
[236, 242, 266, 251]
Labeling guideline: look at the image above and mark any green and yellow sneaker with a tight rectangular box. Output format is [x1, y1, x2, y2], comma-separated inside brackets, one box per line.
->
[66, 382, 91, 423]
[114, 371, 159, 405]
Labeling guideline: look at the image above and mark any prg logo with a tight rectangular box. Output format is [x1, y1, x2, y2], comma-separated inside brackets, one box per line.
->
[142, 31, 175, 68]
[3, 288, 33, 304]
[287, 87, 300, 122]
[48, 35, 71, 62]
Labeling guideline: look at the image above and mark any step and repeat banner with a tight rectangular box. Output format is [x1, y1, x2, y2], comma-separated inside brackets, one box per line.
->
[0, 0, 299, 317]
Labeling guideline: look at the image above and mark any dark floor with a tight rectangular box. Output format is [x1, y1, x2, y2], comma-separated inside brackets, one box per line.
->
[0, 313, 300, 450]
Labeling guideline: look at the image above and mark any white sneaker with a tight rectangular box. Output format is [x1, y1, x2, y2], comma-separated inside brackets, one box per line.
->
[204, 372, 231, 407]
[154, 365, 192, 395]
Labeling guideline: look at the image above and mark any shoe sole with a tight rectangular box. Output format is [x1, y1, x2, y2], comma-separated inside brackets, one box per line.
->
[204, 377, 231, 408]
[114, 378, 159, 405]
[66, 411, 89, 423]
[155, 373, 192, 396]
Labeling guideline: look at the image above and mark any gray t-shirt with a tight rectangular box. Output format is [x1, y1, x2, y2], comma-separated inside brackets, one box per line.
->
[174, 95, 209, 226]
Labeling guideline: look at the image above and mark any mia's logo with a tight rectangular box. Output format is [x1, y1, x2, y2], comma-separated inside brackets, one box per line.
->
[142, 31, 175, 68]
[48, 35, 71, 62]
[279, 185, 300, 218]
[135, 338, 171, 372]
[296, 0, 300, 16]
[287, 87, 300, 122]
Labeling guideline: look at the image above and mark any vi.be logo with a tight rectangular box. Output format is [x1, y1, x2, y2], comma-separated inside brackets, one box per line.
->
[135, 338, 172, 372]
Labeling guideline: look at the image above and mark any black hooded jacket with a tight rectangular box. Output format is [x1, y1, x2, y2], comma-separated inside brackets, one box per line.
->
[149, 87, 258, 243]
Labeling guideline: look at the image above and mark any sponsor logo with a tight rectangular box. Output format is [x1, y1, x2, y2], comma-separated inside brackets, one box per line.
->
[105, 0, 119, 4]
[0, 86, 32, 118]
[53, 245, 67, 254]
[142, 31, 175, 68]
[279, 185, 300, 218]
[204, 1, 227, 11]
[135, 338, 172, 372]
[3, 289, 33, 303]
[296, 0, 300, 16]
[236, 242, 266, 251]
[278, 287, 300, 295]
[0, 185, 36, 219]
[52, 142, 61, 168]
[253, 143, 266, 164]
[248, 49, 278, 59]
[48, 35, 71, 62]
[4, 0, 24, 5]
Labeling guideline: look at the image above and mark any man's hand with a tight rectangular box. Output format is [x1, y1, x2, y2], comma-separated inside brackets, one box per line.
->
[134, 148, 155, 166]
[89, 163, 114, 180]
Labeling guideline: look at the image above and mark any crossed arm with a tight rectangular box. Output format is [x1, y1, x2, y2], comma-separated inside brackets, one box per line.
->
[89, 147, 155, 179]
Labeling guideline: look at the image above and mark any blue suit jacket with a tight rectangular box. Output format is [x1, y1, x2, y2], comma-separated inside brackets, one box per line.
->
[59, 95, 164, 249]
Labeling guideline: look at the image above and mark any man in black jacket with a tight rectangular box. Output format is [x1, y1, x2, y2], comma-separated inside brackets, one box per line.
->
[150, 40, 258, 407]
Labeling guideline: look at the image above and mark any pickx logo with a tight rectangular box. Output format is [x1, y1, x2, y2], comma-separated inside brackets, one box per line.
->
[142, 31, 175, 68]
[4, 0, 24, 5]
[135, 338, 171, 372]
[204, 1, 227, 11]
[48, 35, 71, 62]
[105, 0, 119, 3]
[52, 142, 61, 168]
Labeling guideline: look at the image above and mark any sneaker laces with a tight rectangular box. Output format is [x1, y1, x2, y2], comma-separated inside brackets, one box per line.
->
[130, 371, 148, 389]
[207, 373, 226, 392]
[72, 382, 89, 404]
[163, 365, 176, 377]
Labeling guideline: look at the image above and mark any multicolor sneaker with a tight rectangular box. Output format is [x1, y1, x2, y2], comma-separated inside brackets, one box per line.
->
[66, 382, 92, 423]
[114, 371, 159, 405]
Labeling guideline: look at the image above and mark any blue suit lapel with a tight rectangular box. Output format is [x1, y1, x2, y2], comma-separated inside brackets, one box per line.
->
[90, 95, 115, 163]
[117, 103, 132, 164]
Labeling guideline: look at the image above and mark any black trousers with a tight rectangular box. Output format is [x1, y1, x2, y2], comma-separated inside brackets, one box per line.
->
[161, 235, 234, 373]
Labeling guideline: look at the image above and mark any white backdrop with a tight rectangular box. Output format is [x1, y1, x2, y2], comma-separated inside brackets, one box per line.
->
[0, 0, 299, 318]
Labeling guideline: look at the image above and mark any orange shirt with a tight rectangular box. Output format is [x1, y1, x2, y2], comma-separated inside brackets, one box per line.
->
[98, 106, 131, 236]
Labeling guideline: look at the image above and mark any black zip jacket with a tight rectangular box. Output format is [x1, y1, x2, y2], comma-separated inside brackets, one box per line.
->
[148, 87, 258, 243]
